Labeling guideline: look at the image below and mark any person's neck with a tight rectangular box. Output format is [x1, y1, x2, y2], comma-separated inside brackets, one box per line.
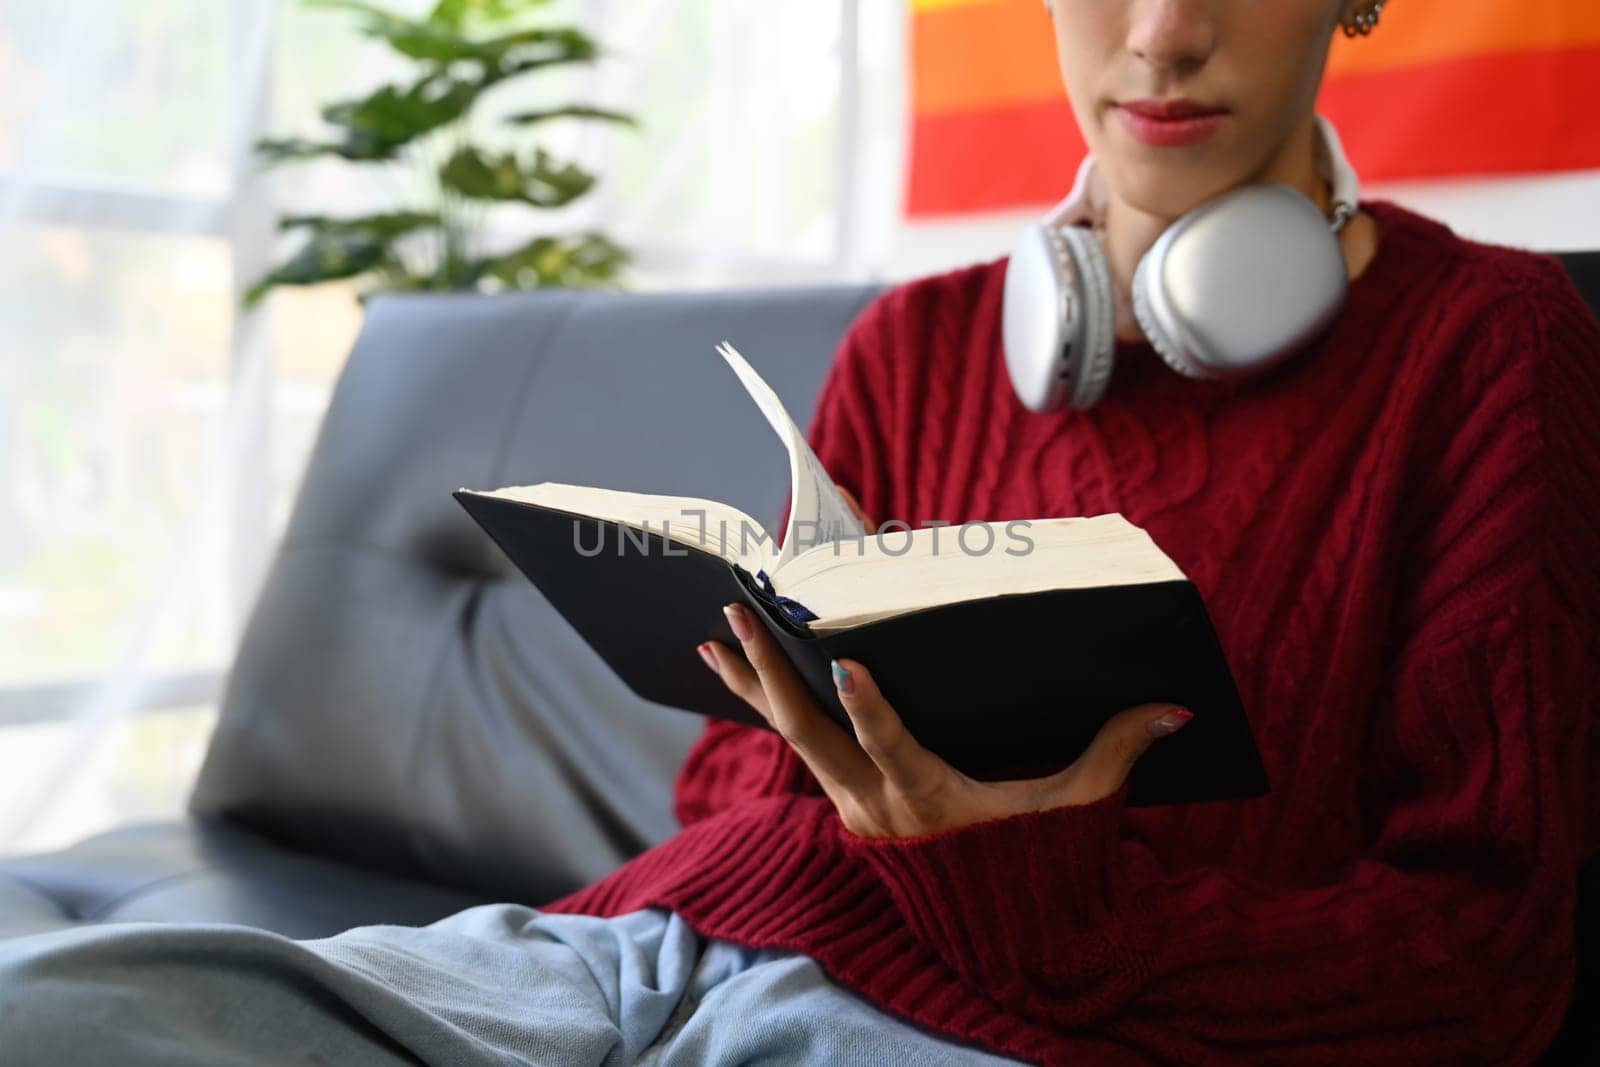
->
[1098, 117, 1370, 343]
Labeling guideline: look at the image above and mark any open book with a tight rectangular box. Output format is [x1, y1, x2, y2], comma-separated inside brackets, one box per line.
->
[454, 343, 1268, 806]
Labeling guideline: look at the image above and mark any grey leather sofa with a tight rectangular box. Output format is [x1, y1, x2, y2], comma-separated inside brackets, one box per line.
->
[0, 281, 884, 940]
[2, 259, 1595, 1062]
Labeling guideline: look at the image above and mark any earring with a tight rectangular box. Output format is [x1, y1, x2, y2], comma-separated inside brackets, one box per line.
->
[1341, 1, 1385, 37]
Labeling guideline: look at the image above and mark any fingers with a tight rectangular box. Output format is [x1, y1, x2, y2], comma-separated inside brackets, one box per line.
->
[1050, 702, 1191, 804]
[709, 603, 878, 792]
[829, 657, 946, 799]
[837, 485, 878, 534]
[698, 639, 772, 720]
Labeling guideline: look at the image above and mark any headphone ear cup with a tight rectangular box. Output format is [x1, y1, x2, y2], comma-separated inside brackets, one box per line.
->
[1004, 223, 1073, 413]
[1131, 250, 1209, 380]
[1132, 184, 1350, 381]
[1003, 222, 1119, 413]
[1055, 225, 1118, 409]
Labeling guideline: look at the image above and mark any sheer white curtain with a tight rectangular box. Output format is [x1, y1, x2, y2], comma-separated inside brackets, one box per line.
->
[0, 0, 278, 852]
[0, 0, 907, 855]
[586, 0, 904, 285]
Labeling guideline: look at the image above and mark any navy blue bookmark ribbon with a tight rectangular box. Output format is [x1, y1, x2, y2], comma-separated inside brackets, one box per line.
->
[751, 568, 819, 628]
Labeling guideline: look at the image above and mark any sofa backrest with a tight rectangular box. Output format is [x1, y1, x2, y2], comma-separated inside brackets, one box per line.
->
[1556, 250, 1600, 317]
[190, 283, 886, 904]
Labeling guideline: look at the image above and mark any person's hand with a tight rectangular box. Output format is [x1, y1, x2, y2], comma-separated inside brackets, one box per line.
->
[695, 599, 1193, 840]
[837, 485, 877, 534]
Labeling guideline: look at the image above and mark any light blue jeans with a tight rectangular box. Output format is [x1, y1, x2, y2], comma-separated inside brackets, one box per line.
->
[0, 903, 1029, 1065]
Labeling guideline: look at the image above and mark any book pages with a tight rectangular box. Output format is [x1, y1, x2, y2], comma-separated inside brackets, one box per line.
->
[715, 341, 866, 571]
[775, 513, 1187, 633]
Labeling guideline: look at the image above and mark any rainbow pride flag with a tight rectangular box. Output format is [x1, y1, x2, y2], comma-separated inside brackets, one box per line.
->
[908, 0, 1600, 217]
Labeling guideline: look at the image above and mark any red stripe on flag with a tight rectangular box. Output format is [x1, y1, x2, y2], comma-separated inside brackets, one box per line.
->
[1321, 44, 1600, 181]
[908, 44, 1600, 218]
[907, 98, 1084, 218]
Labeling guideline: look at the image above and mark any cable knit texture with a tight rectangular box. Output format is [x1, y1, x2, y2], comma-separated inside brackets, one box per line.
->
[539, 199, 1600, 1066]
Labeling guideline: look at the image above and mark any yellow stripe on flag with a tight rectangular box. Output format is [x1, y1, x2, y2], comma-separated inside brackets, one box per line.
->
[910, 0, 1011, 11]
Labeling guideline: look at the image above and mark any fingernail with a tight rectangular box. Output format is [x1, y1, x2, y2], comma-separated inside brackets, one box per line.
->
[697, 642, 719, 674]
[830, 659, 854, 694]
[1147, 707, 1193, 738]
[723, 603, 754, 642]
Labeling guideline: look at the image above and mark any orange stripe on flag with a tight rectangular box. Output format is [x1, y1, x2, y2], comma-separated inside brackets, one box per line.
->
[1327, 1, 1600, 76]
[912, 0, 1600, 114]
[912, 0, 1060, 115]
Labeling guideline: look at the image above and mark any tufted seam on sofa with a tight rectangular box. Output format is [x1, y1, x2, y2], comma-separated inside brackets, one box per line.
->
[480, 292, 583, 573]
[484, 294, 583, 490]
[392, 294, 589, 839]
[81, 866, 221, 921]
[3, 863, 217, 923]
[274, 531, 513, 582]
[1, 871, 76, 921]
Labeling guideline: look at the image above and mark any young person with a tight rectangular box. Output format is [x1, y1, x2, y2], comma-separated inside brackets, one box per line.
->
[644, 0, 1600, 1061]
[2, 3, 1595, 1064]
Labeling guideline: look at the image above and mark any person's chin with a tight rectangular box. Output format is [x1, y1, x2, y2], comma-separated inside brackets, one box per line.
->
[1103, 149, 1237, 219]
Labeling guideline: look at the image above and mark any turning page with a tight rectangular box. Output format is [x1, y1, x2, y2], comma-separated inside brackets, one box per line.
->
[715, 341, 866, 570]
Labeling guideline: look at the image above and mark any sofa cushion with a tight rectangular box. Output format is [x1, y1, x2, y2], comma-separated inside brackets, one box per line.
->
[0, 820, 486, 941]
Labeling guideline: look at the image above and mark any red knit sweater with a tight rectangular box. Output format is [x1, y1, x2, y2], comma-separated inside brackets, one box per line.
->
[540, 199, 1600, 1066]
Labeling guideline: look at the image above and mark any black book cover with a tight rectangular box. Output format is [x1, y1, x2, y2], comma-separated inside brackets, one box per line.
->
[454, 490, 1270, 808]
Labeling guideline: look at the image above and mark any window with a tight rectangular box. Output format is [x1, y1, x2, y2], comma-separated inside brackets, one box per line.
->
[0, 0, 267, 852]
[0, 0, 904, 853]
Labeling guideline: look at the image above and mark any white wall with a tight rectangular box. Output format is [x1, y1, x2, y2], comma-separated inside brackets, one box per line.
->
[1362, 170, 1600, 252]
[885, 169, 1600, 284]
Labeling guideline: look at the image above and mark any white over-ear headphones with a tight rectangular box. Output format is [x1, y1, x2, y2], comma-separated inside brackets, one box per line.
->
[1002, 113, 1362, 413]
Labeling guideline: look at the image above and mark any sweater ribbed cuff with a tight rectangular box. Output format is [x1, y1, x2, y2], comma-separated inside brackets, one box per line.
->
[833, 782, 1132, 995]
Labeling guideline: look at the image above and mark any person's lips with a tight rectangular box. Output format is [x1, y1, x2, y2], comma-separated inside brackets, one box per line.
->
[1117, 98, 1228, 120]
[1113, 99, 1229, 147]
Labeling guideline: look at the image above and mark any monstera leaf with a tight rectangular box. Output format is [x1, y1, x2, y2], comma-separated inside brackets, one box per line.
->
[244, 212, 441, 307]
[426, 0, 543, 29]
[258, 74, 480, 162]
[478, 231, 629, 288]
[440, 146, 596, 208]
[249, 0, 634, 305]
[305, 1, 595, 71]
[278, 211, 441, 237]
[505, 104, 637, 129]
[244, 233, 391, 306]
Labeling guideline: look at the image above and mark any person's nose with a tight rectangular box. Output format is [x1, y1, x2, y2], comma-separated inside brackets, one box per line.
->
[1126, 0, 1217, 78]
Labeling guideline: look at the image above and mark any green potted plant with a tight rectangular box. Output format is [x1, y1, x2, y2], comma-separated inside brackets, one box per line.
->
[246, 0, 636, 307]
